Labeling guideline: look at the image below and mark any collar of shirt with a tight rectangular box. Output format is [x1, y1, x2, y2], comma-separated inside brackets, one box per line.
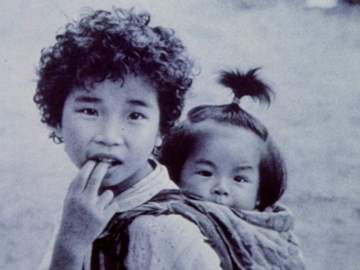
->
[112, 160, 178, 212]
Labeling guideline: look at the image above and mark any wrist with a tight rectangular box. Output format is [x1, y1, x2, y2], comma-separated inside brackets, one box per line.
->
[57, 222, 92, 252]
[49, 239, 86, 270]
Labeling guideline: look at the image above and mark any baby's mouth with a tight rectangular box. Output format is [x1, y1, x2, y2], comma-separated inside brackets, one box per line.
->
[214, 197, 227, 206]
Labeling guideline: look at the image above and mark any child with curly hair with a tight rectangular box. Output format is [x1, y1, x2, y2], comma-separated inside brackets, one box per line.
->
[35, 7, 223, 270]
[157, 68, 307, 269]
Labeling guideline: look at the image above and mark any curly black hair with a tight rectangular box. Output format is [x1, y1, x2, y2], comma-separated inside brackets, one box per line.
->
[159, 69, 286, 211]
[34, 7, 194, 142]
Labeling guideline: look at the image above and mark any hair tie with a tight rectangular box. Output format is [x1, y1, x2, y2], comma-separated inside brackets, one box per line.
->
[232, 97, 241, 105]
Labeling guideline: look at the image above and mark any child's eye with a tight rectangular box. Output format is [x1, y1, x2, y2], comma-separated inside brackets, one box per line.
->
[197, 170, 212, 177]
[129, 112, 145, 120]
[234, 176, 246, 183]
[78, 109, 98, 116]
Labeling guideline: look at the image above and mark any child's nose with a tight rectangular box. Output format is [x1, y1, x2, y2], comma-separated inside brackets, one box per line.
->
[212, 180, 229, 196]
[94, 117, 125, 146]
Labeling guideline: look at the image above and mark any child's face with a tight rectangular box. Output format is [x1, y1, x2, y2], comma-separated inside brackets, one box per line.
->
[55, 76, 161, 190]
[180, 121, 263, 210]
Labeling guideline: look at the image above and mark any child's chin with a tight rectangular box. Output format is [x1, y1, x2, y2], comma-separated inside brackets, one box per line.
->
[101, 165, 123, 185]
[213, 198, 229, 206]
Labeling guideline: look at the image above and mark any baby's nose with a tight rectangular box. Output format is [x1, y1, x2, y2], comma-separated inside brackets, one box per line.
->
[213, 188, 229, 196]
[212, 181, 229, 196]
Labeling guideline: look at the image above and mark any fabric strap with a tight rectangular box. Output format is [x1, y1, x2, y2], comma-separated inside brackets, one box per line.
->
[91, 190, 306, 270]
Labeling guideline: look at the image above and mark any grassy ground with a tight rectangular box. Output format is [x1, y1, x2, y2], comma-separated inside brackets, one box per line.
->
[0, 0, 359, 269]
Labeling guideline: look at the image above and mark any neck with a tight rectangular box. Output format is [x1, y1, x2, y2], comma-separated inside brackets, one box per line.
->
[100, 161, 154, 197]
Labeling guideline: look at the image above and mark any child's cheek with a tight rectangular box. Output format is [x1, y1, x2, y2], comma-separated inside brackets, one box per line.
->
[63, 136, 84, 168]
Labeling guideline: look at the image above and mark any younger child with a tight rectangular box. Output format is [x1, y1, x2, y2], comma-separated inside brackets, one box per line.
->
[35, 7, 223, 270]
[158, 68, 307, 269]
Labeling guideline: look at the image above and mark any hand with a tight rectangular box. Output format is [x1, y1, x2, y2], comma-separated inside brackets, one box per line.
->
[57, 160, 118, 252]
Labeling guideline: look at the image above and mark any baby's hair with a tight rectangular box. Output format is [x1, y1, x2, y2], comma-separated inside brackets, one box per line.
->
[220, 68, 272, 105]
[189, 68, 273, 140]
[160, 68, 286, 210]
[34, 7, 194, 142]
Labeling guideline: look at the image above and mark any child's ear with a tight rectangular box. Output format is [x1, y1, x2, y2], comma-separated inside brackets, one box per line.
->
[155, 132, 163, 147]
[52, 124, 63, 140]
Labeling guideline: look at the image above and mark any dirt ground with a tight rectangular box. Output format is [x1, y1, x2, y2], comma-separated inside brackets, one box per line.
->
[0, 0, 359, 269]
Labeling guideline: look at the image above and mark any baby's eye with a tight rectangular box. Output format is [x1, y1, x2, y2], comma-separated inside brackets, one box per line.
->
[78, 109, 98, 116]
[129, 112, 145, 120]
[197, 170, 212, 177]
[234, 176, 246, 183]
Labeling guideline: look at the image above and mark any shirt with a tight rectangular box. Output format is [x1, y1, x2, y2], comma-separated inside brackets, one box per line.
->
[37, 161, 221, 270]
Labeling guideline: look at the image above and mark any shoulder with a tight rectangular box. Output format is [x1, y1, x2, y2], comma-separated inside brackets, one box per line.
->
[125, 214, 222, 270]
[128, 214, 203, 243]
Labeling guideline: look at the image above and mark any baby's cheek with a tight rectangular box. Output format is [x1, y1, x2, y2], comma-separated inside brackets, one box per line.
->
[178, 179, 196, 192]
[191, 183, 211, 198]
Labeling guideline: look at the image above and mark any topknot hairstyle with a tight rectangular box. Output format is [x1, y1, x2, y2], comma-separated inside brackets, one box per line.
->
[34, 7, 194, 142]
[160, 68, 287, 210]
[220, 68, 272, 105]
[188, 68, 273, 140]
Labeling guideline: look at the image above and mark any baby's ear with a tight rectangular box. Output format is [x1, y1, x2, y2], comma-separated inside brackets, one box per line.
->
[155, 132, 163, 147]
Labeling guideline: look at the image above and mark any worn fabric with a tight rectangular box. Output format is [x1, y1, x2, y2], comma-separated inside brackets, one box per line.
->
[93, 190, 306, 270]
[123, 214, 221, 270]
[38, 162, 219, 270]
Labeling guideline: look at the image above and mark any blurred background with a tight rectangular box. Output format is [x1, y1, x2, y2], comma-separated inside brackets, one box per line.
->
[0, 0, 359, 269]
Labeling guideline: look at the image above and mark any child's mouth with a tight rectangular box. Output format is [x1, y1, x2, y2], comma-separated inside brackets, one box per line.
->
[214, 197, 228, 206]
[89, 155, 122, 167]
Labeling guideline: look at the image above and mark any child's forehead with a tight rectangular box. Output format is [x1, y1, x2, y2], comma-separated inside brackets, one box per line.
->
[71, 76, 155, 94]
[189, 120, 265, 163]
[190, 120, 246, 138]
[189, 120, 264, 147]
[67, 76, 160, 107]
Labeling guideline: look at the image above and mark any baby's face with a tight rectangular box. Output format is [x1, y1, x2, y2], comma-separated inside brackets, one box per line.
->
[55, 75, 161, 190]
[180, 121, 262, 210]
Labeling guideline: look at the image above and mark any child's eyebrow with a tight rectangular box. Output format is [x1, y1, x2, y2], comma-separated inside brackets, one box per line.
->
[234, 166, 254, 172]
[194, 159, 216, 168]
[74, 96, 101, 103]
[127, 99, 153, 108]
